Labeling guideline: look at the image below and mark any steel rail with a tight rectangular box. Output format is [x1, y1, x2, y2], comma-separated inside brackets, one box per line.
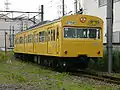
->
[69, 70, 120, 85]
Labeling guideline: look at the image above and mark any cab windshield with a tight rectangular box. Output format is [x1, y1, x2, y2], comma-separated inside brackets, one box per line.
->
[64, 27, 100, 39]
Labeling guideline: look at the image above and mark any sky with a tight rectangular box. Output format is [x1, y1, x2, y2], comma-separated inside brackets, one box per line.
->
[0, 0, 78, 21]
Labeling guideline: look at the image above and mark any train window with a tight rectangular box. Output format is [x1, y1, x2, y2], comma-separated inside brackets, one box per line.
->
[88, 29, 97, 38]
[17, 39, 18, 44]
[17, 39, 19, 44]
[88, 29, 100, 39]
[31, 35, 33, 43]
[28, 34, 32, 43]
[39, 31, 45, 42]
[57, 28, 59, 39]
[34, 34, 38, 43]
[30, 34, 33, 43]
[97, 29, 100, 39]
[64, 28, 76, 38]
[28, 35, 29, 43]
[29, 35, 31, 43]
[77, 29, 87, 38]
[51, 30, 55, 41]
[19, 37, 24, 44]
[37, 34, 39, 42]
[24, 37, 26, 43]
[64, 27, 100, 39]
[15, 39, 17, 44]
[48, 31, 51, 41]
[28, 35, 30, 43]
[26, 36, 28, 43]
[22, 37, 24, 43]
[44, 31, 47, 42]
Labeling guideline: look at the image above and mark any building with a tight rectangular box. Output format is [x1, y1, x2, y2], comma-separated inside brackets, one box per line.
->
[0, 13, 37, 49]
[0, 14, 10, 48]
[81, 0, 120, 43]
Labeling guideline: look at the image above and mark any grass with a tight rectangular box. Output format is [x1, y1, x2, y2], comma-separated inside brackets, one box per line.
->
[0, 51, 119, 90]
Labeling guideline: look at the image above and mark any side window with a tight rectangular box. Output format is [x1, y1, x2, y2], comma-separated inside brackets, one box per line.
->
[15, 39, 17, 44]
[17, 39, 19, 44]
[48, 30, 51, 41]
[57, 27, 59, 39]
[25, 36, 27, 43]
[26, 36, 28, 43]
[28, 35, 30, 43]
[24, 36, 26, 43]
[34, 34, 38, 43]
[44, 31, 47, 42]
[37, 34, 38, 42]
[51, 30, 55, 41]
[22, 37, 23, 44]
[19, 37, 24, 44]
[30, 34, 33, 43]
[28, 34, 32, 43]
[39, 31, 45, 42]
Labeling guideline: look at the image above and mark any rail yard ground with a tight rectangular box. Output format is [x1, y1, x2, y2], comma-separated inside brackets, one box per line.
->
[0, 52, 120, 90]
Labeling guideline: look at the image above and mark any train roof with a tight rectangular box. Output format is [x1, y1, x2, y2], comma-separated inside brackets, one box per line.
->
[15, 14, 103, 35]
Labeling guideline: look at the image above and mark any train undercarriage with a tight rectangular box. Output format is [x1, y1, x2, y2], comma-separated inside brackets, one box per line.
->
[14, 53, 92, 71]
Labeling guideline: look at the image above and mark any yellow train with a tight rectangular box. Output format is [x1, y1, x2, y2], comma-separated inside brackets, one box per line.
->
[14, 14, 103, 69]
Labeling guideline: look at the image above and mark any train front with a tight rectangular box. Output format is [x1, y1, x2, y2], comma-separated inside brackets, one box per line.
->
[60, 14, 103, 68]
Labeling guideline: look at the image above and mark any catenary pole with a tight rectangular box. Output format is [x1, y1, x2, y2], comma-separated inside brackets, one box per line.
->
[5, 32, 7, 55]
[41, 5, 44, 22]
[106, 0, 113, 73]
[9, 25, 12, 47]
[62, 0, 65, 16]
[74, 0, 77, 13]
[12, 26, 14, 47]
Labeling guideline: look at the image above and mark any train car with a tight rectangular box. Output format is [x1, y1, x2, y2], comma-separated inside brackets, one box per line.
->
[14, 14, 103, 70]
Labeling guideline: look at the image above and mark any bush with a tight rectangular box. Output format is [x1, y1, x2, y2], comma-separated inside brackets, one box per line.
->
[90, 49, 120, 72]
[0, 51, 13, 62]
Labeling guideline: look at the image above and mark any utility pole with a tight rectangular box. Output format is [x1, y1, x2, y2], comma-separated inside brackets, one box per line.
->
[5, 32, 7, 55]
[9, 25, 12, 47]
[62, 0, 65, 16]
[106, 0, 113, 73]
[20, 20, 23, 31]
[41, 5, 44, 22]
[74, 0, 78, 13]
[33, 16, 36, 24]
[12, 26, 14, 47]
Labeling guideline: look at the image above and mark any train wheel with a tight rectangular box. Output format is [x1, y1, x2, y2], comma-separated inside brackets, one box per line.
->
[57, 60, 67, 72]
[61, 61, 67, 72]
[34, 56, 38, 63]
[37, 56, 41, 65]
[79, 56, 89, 69]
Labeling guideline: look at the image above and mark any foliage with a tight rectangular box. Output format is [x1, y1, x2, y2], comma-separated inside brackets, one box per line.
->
[88, 49, 120, 72]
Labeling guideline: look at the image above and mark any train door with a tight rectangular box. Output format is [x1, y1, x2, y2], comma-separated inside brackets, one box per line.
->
[33, 31, 38, 53]
[51, 29, 56, 54]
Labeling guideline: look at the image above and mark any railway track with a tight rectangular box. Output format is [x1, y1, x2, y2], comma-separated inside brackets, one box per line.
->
[69, 70, 120, 85]
[15, 56, 120, 85]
